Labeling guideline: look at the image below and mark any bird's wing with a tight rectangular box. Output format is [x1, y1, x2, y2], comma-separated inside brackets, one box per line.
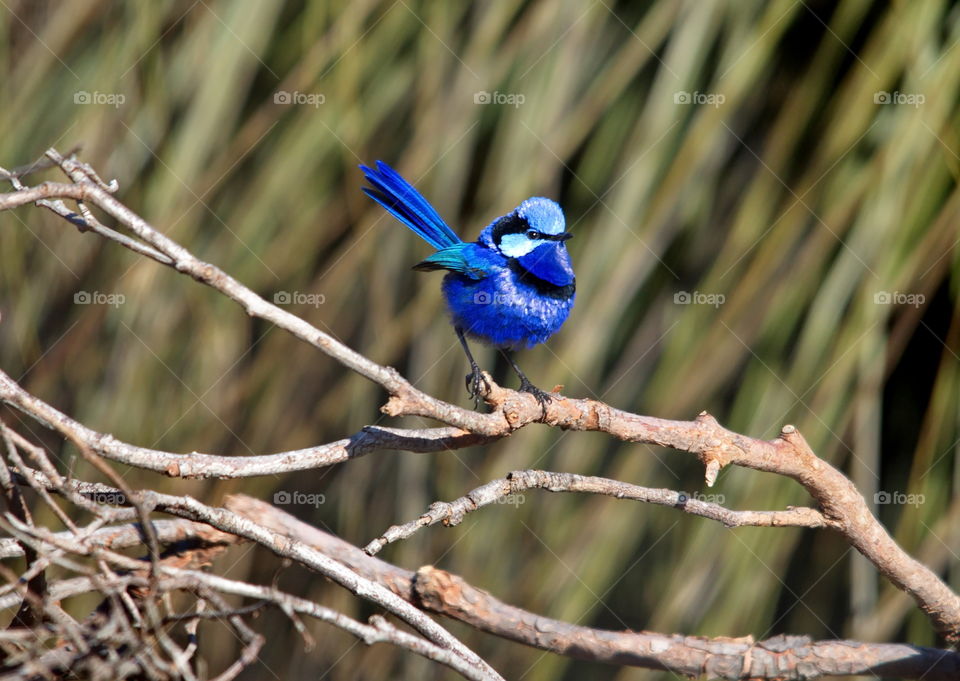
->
[360, 161, 462, 250]
[412, 243, 491, 280]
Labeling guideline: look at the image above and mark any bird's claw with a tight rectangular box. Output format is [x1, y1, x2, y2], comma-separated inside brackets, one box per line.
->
[518, 378, 553, 414]
[465, 365, 490, 410]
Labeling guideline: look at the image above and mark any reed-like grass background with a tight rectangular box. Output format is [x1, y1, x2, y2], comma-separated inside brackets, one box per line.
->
[2, 1, 959, 679]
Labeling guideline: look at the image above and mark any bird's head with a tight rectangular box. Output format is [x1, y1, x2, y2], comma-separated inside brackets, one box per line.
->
[481, 197, 574, 287]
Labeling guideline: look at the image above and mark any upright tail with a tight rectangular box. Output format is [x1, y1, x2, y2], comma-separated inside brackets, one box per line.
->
[360, 161, 461, 250]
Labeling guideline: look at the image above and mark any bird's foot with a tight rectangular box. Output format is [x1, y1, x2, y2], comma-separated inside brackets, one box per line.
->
[465, 364, 491, 410]
[518, 378, 554, 415]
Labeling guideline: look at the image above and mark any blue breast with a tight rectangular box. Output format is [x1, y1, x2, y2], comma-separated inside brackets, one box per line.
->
[441, 249, 575, 350]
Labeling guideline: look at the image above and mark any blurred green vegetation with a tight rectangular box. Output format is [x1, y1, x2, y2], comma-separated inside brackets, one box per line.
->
[1, 0, 959, 679]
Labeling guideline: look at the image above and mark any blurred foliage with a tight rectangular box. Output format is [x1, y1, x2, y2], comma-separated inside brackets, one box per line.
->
[1, 0, 959, 679]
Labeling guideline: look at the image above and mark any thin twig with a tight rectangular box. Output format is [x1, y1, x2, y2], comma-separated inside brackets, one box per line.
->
[365, 469, 831, 554]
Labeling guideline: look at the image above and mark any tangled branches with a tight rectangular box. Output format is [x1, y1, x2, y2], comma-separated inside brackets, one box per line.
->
[0, 150, 958, 679]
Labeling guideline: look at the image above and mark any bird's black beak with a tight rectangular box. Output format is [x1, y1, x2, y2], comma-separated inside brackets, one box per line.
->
[552, 232, 573, 242]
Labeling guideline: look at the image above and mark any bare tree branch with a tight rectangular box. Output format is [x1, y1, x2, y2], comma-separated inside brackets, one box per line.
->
[0, 375, 490, 477]
[0, 518, 236, 559]
[365, 469, 832, 555]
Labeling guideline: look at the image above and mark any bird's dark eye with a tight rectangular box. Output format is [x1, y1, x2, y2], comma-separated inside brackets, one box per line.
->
[525, 229, 539, 239]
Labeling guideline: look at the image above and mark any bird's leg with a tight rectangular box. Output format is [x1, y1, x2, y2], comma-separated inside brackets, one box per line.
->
[502, 350, 553, 413]
[455, 326, 489, 409]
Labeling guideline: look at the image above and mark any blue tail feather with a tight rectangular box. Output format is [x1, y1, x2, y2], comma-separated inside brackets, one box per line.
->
[360, 161, 461, 250]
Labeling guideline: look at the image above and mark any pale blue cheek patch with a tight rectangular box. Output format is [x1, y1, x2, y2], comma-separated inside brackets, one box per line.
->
[499, 233, 539, 258]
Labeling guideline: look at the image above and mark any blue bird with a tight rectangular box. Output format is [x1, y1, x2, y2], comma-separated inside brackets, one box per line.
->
[360, 161, 575, 409]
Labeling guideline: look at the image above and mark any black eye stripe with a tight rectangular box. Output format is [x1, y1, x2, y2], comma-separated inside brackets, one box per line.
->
[491, 214, 530, 245]
[537, 232, 572, 242]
